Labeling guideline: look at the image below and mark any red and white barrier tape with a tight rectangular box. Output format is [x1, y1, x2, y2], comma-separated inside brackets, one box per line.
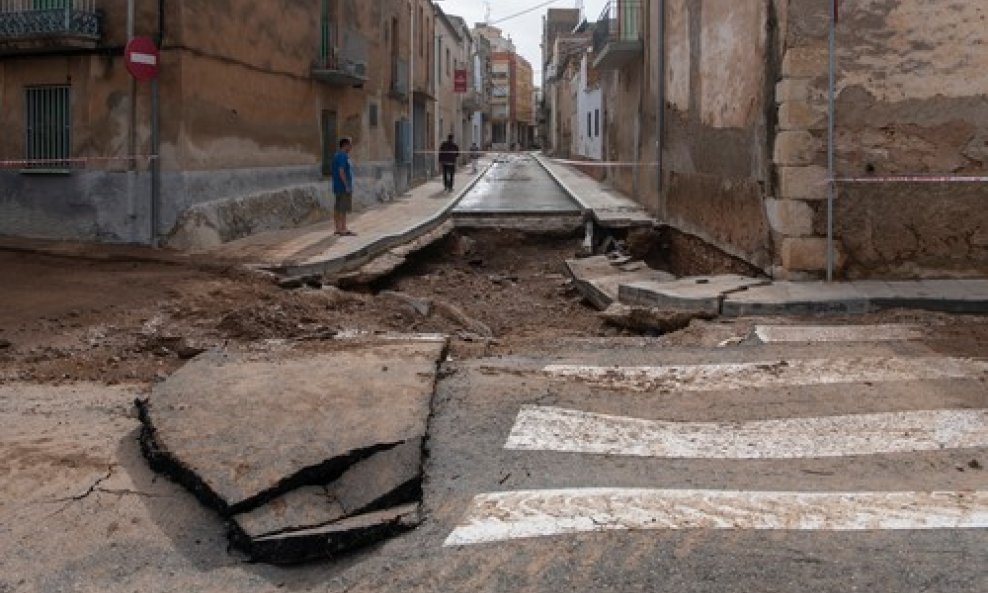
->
[0, 155, 157, 168]
[833, 175, 988, 184]
[548, 158, 659, 167]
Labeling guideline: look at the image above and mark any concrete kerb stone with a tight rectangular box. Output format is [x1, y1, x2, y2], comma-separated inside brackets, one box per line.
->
[532, 154, 592, 220]
[272, 162, 495, 278]
[722, 282, 870, 317]
[861, 280, 988, 315]
[619, 276, 771, 315]
[720, 279, 988, 318]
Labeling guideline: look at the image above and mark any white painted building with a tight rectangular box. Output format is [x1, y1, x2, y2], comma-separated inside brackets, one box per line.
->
[575, 52, 603, 161]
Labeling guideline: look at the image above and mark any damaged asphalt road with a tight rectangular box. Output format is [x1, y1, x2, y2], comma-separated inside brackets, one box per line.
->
[135, 336, 447, 564]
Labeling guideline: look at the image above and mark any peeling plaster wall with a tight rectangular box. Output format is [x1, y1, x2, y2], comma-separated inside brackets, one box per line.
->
[654, 0, 774, 270]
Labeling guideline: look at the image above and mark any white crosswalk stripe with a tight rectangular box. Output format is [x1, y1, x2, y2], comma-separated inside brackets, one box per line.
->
[505, 405, 988, 459]
[753, 324, 923, 343]
[444, 489, 988, 547]
[446, 346, 988, 547]
[542, 356, 988, 393]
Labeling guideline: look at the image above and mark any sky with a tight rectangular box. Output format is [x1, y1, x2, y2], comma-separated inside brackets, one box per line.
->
[439, 0, 607, 84]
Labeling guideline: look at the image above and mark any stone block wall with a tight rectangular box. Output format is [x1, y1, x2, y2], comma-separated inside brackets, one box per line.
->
[775, 0, 988, 279]
[771, 38, 837, 278]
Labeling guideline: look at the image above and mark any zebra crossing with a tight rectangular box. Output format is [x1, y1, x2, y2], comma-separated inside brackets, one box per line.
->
[443, 324, 988, 548]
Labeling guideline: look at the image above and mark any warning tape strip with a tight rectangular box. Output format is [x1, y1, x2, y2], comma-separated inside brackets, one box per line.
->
[0, 155, 157, 167]
[834, 175, 988, 184]
[548, 158, 659, 167]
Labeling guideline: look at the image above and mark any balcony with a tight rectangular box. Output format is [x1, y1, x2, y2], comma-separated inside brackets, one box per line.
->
[0, 0, 102, 54]
[312, 25, 367, 87]
[593, 0, 643, 70]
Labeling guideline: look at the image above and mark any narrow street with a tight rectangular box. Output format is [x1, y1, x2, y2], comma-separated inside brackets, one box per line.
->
[455, 154, 581, 215]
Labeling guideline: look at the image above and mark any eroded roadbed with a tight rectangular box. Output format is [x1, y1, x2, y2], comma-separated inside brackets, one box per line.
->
[135, 336, 447, 564]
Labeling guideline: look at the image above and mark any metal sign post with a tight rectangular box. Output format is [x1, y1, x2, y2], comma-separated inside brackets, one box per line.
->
[124, 36, 161, 246]
[826, 0, 837, 282]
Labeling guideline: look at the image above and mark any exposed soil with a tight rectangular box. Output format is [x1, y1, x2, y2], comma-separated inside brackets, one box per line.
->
[0, 230, 614, 386]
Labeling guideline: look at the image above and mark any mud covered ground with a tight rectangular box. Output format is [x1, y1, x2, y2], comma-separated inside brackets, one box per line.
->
[2, 231, 988, 593]
[0, 231, 616, 387]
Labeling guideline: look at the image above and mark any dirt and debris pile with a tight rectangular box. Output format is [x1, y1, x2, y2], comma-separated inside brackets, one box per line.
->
[135, 337, 446, 564]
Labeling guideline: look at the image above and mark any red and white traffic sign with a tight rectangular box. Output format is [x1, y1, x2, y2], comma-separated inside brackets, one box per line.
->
[125, 37, 160, 82]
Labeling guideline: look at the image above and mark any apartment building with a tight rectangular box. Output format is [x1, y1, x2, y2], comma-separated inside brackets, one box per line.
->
[566, 0, 988, 279]
[0, 0, 437, 248]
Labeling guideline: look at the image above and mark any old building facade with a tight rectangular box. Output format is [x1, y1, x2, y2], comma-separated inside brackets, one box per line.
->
[560, 0, 988, 279]
[0, 0, 440, 248]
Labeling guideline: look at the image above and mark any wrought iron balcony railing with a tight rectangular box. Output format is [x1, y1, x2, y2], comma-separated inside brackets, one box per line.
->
[313, 19, 368, 86]
[593, 0, 643, 69]
[0, 0, 102, 47]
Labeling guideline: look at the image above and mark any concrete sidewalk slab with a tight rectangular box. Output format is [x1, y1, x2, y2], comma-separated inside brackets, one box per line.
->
[723, 279, 988, 317]
[534, 154, 655, 229]
[859, 280, 988, 314]
[621, 276, 771, 315]
[723, 282, 871, 317]
[566, 255, 676, 310]
[137, 335, 446, 563]
[208, 162, 492, 277]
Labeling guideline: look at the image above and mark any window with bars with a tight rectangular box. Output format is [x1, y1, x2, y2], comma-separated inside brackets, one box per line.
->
[24, 85, 71, 170]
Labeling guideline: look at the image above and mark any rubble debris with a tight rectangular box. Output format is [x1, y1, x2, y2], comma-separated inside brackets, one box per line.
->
[380, 291, 433, 317]
[600, 303, 716, 335]
[432, 299, 494, 338]
[277, 274, 323, 290]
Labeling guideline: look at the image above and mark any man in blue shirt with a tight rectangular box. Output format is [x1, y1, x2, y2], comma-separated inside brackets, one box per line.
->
[331, 137, 355, 236]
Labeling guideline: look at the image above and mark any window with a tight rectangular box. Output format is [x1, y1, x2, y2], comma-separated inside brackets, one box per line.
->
[594, 109, 600, 137]
[446, 48, 451, 76]
[587, 112, 592, 137]
[25, 85, 71, 170]
[418, 7, 424, 56]
[492, 123, 507, 144]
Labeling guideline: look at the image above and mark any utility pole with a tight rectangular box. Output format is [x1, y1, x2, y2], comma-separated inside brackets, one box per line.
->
[409, 1, 415, 185]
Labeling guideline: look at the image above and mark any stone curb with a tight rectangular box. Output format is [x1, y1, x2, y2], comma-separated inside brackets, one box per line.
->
[531, 153, 592, 219]
[621, 279, 988, 318]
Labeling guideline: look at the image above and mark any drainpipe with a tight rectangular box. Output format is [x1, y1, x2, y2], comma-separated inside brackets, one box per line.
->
[409, 2, 415, 184]
[150, 0, 164, 246]
[826, 0, 836, 281]
[656, 0, 665, 210]
[127, 0, 136, 170]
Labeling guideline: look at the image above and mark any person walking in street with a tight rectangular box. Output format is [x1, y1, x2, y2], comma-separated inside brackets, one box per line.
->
[331, 137, 355, 236]
[439, 134, 460, 192]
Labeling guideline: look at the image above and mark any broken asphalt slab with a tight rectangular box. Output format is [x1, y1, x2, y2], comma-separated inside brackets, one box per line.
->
[566, 255, 676, 310]
[136, 335, 447, 563]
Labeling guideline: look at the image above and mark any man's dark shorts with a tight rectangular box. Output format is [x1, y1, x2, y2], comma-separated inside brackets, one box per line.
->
[334, 192, 353, 214]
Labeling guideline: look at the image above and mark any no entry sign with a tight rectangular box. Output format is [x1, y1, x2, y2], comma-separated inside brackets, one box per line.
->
[125, 37, 160, 82]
